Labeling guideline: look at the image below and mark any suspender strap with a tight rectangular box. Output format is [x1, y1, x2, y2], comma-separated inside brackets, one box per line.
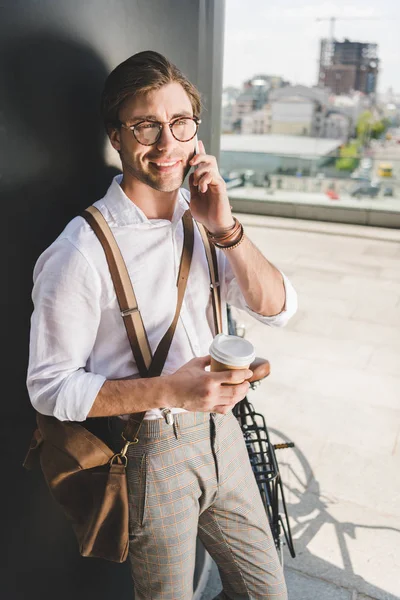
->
[82, 207, 195, 442]
[82, 205, 222, 442]
[83, 206, 152, 378]
[196, 223, 223, 335]
[147, 211, 194, 377]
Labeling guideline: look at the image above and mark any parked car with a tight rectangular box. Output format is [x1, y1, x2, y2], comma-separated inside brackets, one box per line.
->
[326, 189, 340, 200]
[360, 158, 373, 170]
[350, 182, 380, 198]
[377, 162, 393, 178]
[221, 170, 244, 189]
[383, 186, 394, 197]
[350, 168, 370, 180]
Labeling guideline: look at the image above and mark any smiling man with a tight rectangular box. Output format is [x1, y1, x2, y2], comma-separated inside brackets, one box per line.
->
[27, 51, 297, 599]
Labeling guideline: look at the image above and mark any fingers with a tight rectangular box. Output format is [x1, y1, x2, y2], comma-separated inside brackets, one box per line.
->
[189, 169, 214, 195]
[191, 355, 211, 368]
[211, 379, 250, 416]
[212, 404, 236, 415]
[219, 380, 250, 398]
[211, 368, 253, 385]
[189, 141, 216, 170]
[196, 171, 214, 193]
[189, 141, 226, 194]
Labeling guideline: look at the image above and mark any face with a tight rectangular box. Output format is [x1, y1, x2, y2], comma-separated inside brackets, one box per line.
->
[110, 82, 196, 193]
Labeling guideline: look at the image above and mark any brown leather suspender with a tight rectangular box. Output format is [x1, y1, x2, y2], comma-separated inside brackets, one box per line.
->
[196, 222, 223, 336]
[82, 206, 222, 443]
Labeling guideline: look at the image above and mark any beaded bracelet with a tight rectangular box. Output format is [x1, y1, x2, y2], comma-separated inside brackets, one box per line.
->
[220, 233, 245, 250]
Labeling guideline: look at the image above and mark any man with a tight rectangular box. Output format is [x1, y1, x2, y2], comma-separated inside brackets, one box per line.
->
[27, 51, 297, 599]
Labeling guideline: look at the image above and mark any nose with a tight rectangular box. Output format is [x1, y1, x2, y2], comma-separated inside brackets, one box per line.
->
[156, 123, 177, 151]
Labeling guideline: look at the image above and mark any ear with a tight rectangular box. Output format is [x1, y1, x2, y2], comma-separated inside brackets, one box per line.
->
[108, 127, 121, 152]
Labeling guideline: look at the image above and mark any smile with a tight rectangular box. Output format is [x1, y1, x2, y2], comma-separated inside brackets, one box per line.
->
[150, 159, 182, 173]
[155, 161, 179, 167]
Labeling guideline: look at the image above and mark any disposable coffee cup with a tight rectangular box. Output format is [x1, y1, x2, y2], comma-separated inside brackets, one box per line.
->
[209, 333, 256, 383]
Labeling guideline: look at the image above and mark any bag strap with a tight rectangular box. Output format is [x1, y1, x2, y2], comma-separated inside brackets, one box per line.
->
[82, 206, 194, 441]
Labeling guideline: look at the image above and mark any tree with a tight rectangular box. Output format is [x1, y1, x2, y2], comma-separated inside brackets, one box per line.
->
[356, 111, 390, 145]
[335, 140, 360, 172]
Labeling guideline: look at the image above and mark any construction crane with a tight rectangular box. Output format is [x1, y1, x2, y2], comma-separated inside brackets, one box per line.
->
[316, 16, 377, 41]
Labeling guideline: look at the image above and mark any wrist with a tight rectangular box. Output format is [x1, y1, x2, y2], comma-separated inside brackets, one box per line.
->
[160, 374, 180, 410]
[206, 218, 235, 236]
[206, 217, 245, 249]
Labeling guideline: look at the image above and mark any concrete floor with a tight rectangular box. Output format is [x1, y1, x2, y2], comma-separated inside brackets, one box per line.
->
[202, 214, 400, 600]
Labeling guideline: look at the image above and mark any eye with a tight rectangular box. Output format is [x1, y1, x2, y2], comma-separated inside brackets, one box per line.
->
[135, 122, 159, 131]
[174, 119, 189, 126]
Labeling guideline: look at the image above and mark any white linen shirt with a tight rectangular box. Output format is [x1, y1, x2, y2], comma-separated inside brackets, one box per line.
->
[27, 175, 297, 422]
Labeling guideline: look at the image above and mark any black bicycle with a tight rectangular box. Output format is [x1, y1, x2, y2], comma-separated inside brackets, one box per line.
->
[227, 305, 296, 564]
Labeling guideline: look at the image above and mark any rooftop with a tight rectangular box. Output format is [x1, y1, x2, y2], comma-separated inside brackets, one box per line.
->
[220, 134, 342, 158]
[202, 214, 400, 600]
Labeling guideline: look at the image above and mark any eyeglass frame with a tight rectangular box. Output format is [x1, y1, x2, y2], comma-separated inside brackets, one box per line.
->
[118, 116, 201, 146]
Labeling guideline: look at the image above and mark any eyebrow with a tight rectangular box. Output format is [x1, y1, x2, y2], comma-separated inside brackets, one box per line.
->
[126, 111, 193, 124]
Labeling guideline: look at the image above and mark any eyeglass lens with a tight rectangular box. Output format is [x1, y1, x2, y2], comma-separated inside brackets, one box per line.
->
[134, 118, 197, 145]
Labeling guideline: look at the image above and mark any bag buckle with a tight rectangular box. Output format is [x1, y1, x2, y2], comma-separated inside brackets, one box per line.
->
[110, 437, 139, 468]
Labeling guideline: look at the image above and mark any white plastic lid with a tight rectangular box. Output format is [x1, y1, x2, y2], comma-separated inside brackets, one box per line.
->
[209, 333, 255, 367]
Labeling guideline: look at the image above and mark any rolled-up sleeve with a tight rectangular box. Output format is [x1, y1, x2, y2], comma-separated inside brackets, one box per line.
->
[27, 239, 106, 421]
[225, 265, 298, 328]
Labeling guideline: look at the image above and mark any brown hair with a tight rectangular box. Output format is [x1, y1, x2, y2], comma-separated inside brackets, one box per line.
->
[101, 50, 201, 131]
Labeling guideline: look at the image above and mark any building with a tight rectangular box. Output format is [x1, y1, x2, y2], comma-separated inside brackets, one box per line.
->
[221, 86, 241, 133]
[329, 91, 371, 136]
[323, 111, 350, 139]
[220, 134, 342, 183]
[224, 74, 289, 133]
[270, 96, 319, 136]
[318, 38, 379, 96]
[231, 90, 255, 129]
[269, 85, 330, 138]
[241, 105, 272, 134]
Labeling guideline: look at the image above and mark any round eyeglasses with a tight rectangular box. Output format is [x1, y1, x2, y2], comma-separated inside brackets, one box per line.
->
[119, 116, 201, 146]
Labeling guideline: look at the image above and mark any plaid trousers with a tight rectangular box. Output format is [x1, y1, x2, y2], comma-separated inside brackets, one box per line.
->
[125, 411, 287, 600]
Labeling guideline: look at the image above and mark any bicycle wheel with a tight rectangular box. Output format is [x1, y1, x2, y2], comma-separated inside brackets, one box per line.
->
[233, 397, 296, 562]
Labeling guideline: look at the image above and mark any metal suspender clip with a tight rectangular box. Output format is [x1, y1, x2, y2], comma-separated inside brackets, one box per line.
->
[121, 307, 139, 317]
[161, 408, 174, 426]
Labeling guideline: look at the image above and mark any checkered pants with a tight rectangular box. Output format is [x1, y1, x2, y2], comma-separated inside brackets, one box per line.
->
[126, 411, 287, 600]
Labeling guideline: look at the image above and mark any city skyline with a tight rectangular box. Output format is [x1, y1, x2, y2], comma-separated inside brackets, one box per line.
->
[223, 0, 400, 95]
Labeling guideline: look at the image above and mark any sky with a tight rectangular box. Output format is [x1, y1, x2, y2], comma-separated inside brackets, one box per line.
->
[223, 0, 400, 94]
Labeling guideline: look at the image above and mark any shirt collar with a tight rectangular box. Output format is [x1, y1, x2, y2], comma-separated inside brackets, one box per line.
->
[101, 174, 189, 228]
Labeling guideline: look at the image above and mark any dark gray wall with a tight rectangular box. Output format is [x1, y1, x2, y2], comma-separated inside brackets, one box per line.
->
[0, 1, 224, 598]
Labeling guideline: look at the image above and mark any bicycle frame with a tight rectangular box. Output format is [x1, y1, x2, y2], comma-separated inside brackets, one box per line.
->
[227, 304, 296, 559]
[233, 398, 296, 558]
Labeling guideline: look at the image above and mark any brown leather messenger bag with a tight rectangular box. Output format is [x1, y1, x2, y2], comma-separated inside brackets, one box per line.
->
[23, 205, 222, 563]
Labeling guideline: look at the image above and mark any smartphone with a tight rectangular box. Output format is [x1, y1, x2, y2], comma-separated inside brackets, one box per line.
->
[193, 136, 199, 171]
